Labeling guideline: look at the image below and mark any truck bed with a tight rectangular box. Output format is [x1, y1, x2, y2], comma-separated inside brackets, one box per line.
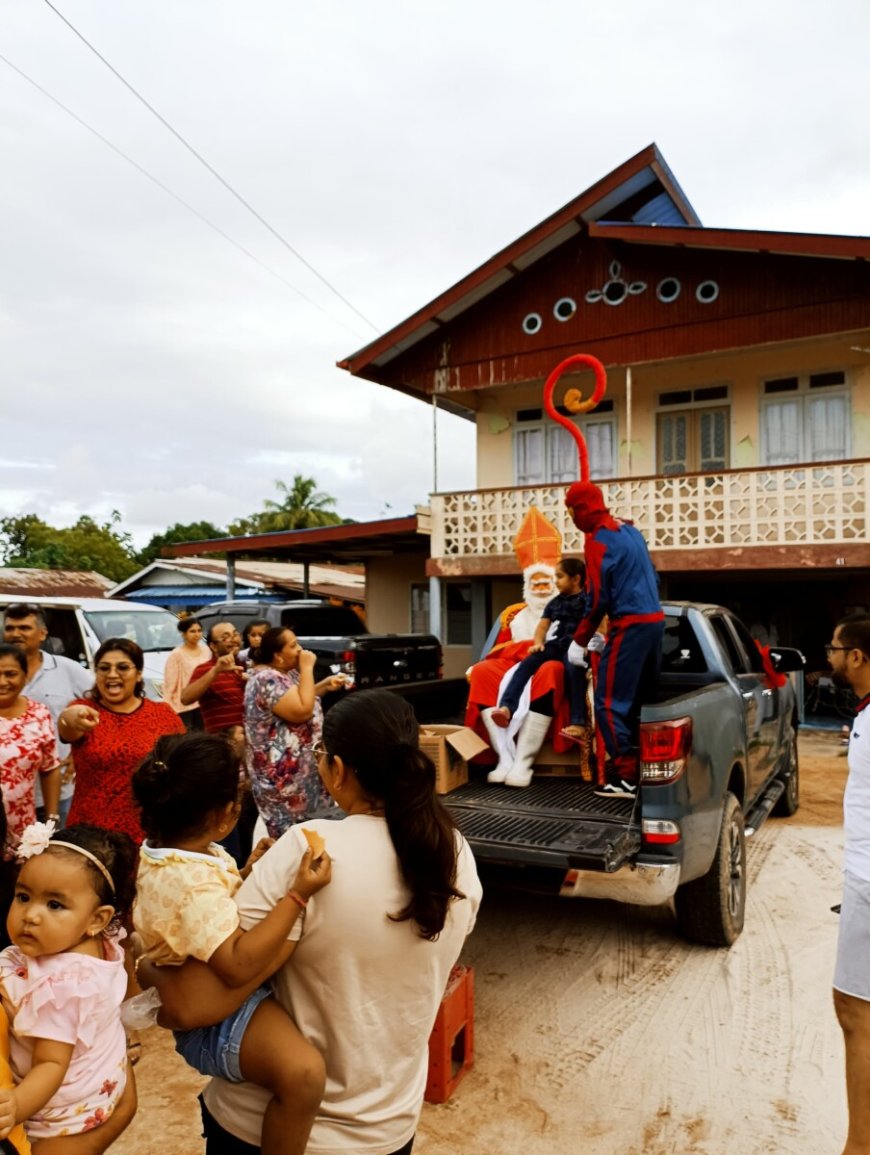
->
[444, 776, 640, 872]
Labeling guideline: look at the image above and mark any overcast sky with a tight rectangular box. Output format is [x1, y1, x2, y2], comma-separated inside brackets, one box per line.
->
[2, 0, 869, 547]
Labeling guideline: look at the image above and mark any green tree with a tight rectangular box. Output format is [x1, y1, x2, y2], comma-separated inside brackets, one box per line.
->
[137, 521, 225, 565]
[0, 511, 139, 583]
[231, 476, 343, 534]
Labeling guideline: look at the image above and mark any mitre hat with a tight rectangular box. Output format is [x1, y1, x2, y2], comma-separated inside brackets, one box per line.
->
[513, 507, 561, 573]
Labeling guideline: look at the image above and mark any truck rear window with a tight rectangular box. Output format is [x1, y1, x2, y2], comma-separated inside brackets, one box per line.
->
[279, 607, 365, 636]
[660, 615, 707, 674]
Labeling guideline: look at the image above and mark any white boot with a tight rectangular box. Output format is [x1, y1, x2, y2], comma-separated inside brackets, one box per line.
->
[481, 708, 514, 784]
[505, 711, 551, 788]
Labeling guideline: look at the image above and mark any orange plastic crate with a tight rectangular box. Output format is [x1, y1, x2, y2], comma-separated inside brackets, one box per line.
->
[425, 964, 474, 1104]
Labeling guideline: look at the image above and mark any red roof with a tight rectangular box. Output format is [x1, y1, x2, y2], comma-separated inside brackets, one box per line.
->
[338, 143, 698, 392]
[339, 144, 870, 397]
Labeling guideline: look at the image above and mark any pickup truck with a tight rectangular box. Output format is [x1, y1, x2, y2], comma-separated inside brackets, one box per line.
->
[192, 599, 465, 721]
[445, 602, 804, 947]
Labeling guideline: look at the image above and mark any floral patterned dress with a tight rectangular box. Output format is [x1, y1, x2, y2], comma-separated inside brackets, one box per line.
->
[243, 667, 334, 838]
[0, 699, 56, 847]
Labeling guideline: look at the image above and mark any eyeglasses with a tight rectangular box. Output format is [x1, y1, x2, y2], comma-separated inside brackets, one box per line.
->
[311, 741, 327, 761]
[825, 645, 853, 655]
[96, 663, 136, 674]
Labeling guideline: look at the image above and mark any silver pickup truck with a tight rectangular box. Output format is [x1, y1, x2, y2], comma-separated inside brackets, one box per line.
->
[445, 602, 804, 947]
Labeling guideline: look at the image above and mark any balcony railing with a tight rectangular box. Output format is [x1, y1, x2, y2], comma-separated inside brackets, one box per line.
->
[430, 460, 870, 558]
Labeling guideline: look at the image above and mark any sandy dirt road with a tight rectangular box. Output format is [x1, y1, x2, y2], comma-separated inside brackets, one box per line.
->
[114, 730, 848, 1155]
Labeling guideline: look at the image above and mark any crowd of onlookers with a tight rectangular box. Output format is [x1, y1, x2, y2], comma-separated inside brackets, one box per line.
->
[0, 602, 482, 1154]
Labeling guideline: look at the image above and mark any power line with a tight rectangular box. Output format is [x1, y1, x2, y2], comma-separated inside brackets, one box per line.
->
[0, 53, 369, 340]
[42, 0, 380, 333]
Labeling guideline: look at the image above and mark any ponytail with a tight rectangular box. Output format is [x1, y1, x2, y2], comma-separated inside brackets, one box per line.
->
[322, 691, 465, 940]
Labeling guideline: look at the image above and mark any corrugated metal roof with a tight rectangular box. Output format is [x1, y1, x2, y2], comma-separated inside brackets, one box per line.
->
[124, 587, 286, 606]
[110, 559, 366, 606]
[0, 568, 114, 597]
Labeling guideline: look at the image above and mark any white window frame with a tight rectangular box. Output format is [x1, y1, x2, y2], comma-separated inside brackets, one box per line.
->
[759, 371, 851, 466]
[410, 583, 430, 634]
[513, 410, 617, 485]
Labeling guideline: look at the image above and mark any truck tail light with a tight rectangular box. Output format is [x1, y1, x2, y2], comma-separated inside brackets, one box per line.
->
[339, 650, 356, 673]
[640, 717, 691, 783]
[642, 819, 681, 844]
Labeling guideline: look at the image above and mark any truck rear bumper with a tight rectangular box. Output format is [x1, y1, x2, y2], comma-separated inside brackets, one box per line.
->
[559, 861, 681, 905]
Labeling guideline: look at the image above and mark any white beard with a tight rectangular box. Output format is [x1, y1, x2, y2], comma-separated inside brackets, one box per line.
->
[510, 601, 548, 642]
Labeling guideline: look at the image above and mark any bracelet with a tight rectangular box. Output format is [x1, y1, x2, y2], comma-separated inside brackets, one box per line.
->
[46, 813, 61, 823]
[287, 891, 307, 912]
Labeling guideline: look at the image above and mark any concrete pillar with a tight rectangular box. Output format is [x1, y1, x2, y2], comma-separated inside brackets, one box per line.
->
[226, 555, 236, 600]
[428, 575, 442, 641]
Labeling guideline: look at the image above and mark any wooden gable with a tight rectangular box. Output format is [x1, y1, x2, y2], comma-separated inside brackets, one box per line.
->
[371, 236, 870, 398]
[340, 145, 870, 403]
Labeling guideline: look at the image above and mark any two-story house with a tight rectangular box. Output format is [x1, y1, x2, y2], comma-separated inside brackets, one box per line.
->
[339, 143, 870, 679]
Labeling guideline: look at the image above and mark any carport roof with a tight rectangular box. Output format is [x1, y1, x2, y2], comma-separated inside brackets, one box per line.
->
[165, 515, 428, 566]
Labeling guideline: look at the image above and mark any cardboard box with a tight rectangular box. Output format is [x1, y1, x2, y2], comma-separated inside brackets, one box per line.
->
[419, 724, 489, 794]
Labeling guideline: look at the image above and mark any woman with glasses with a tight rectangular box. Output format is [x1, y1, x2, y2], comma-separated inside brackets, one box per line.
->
[243, 628, 346, 839]
[57, 638, 184, 844]
[138, 689, 482, 1155]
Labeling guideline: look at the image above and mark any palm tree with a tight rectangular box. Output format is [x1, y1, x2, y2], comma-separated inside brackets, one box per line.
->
[256, 476, 342, 532]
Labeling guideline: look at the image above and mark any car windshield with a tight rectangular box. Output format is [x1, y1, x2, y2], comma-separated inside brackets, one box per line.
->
[84, 609, 181, 652]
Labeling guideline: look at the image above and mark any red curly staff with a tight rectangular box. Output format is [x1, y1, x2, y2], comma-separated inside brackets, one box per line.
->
[541, 354, 608, 482]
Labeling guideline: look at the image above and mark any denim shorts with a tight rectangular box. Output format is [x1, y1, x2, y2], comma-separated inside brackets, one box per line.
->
[175, 986, 271, 1082]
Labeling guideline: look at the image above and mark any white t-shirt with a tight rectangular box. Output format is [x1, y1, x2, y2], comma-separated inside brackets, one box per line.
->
[844, 696, 870, 881]
[203, 815, 482, 1154]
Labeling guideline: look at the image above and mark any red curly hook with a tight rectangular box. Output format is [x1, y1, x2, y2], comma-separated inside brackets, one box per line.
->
[542, 354, 608, 482]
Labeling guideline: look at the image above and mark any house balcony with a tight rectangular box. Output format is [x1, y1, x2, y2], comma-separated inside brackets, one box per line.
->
[428, 459, 870, 574]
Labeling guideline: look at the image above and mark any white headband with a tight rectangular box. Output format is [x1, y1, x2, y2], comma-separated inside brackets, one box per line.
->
[17, 821, 115, 896]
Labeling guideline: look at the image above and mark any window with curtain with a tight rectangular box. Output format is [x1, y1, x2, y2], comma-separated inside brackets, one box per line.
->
[760, 372, 849, 465]
[514, 410, 616, 484]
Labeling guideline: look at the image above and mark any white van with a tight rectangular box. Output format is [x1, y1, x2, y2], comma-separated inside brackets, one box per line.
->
[0, 595, 179, 700]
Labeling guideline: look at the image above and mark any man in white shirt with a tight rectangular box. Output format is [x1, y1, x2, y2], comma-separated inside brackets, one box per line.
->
[3, 603, 92, 826]
[828, 614, 870, 1155]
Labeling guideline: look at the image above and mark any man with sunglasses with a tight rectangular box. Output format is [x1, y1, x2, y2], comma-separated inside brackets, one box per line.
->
[828, 614, 870, 1155]
[2, 603, 91, 827]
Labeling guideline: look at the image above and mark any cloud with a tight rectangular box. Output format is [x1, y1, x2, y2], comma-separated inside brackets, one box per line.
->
[0, 0, 867, 548]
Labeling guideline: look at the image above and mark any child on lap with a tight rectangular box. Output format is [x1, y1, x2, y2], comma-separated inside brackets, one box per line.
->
[492, 557, 590, 737]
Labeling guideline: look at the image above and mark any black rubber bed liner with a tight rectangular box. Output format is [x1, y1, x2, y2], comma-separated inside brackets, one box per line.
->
[443, 777, 641, 873]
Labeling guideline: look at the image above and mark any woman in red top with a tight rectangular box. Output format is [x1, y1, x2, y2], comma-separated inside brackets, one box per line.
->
[58, 638, 184, 844]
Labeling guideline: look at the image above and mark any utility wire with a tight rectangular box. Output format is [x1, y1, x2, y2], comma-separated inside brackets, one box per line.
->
[0, 53, 369, 340]
[42, 0, 380, 333]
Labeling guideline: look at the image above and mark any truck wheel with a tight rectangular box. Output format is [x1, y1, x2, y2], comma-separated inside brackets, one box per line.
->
[674, 792, 746, 947]
[772, 729, 799, 817]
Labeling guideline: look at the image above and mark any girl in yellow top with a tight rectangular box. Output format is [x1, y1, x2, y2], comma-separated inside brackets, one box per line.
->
[131, 732, 330, 1155]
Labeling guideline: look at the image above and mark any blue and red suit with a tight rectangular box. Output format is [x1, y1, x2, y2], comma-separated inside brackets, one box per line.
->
[567, 482, 664, 780]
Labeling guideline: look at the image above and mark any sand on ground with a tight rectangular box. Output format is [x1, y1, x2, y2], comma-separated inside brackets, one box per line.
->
[113, 729, 849, 1155]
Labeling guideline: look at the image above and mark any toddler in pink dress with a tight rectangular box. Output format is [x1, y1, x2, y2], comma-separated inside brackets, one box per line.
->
[0, 821, 136, 1143]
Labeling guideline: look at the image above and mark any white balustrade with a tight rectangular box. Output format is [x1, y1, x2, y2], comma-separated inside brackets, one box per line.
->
[430, 461, 870, 558]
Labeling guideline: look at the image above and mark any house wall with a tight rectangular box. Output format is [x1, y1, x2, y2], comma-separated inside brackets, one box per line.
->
[365, 554, 426, 633]
[473, 336, 870, 487]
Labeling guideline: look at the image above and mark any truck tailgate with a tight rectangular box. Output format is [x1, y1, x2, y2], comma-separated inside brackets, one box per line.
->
[444, 779, 641, 872]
